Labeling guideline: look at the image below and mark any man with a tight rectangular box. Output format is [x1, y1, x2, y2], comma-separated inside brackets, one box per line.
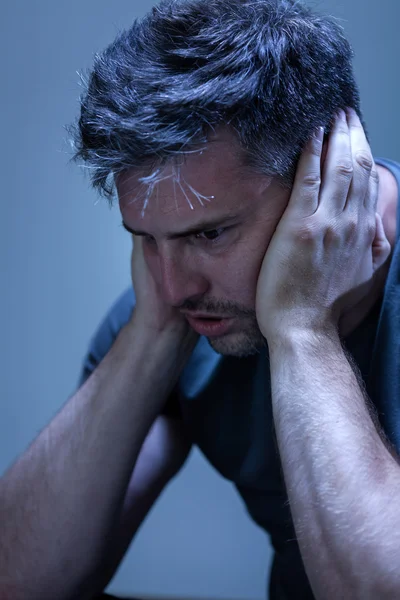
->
[1, 1, 399, 599]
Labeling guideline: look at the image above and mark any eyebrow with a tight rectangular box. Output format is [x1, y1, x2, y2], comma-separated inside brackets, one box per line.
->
[121, 215, 238, 240]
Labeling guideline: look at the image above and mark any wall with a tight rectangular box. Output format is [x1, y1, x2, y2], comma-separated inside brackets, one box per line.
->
[1, 1, 399, 598]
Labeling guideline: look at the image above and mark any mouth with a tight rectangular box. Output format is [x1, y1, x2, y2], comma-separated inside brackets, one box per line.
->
[182, 312, 227, 319]
[184, 314, 234, 337]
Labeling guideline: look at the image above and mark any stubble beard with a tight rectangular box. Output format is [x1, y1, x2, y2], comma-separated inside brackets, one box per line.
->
[206, 315, 267, 357]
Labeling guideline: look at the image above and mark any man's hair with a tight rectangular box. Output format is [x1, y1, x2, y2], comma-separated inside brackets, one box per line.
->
[70, 0, 365, 202]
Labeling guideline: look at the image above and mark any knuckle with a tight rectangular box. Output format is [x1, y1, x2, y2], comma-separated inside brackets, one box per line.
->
[370, 168, 380, 184]
[355, 151, 373, 172]
[335, 162, 354, 178]
[303, 173, 321, 187]
[336, 122, 349, 135]
[351, 119, 363, 130]
[323, 223, 341, 243]
[297, 224, 318, 243]
[345, 216, 359, 236]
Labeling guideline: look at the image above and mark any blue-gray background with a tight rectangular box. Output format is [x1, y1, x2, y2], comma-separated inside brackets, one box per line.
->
[1, 1, 399, 598]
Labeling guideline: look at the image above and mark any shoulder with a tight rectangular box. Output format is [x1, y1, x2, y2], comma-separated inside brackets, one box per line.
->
[92, 286, 136, 352]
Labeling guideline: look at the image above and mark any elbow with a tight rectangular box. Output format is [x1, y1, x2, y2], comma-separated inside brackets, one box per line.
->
[309, 534, 400, 600]
[329, 557, 400, 599]
[312, 573, 400, 600]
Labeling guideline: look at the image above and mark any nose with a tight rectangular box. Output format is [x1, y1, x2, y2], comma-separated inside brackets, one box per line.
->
[158, 250, 209, 308]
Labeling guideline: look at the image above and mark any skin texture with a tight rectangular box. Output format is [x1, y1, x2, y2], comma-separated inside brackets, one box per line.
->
[257, 110, 400, 598]
[256, 111, 392, 339]
[117, 124, 398, 356]
[118, 112, 400, 598]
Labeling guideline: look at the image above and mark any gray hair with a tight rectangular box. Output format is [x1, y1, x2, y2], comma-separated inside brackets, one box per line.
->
[68, 0, 365, 205]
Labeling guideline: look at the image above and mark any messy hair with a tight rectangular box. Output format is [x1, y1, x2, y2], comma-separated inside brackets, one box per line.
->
[69, 0, 365, 204]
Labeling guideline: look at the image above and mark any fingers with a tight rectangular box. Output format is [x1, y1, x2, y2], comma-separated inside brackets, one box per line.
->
[344, 107, 375, 213]
[289, 126, 323, 217]
[319, 110, 353, 213]
[290, 109, 376, 221]
[363, 166, 380, 214]
[131, 234, 144, 270]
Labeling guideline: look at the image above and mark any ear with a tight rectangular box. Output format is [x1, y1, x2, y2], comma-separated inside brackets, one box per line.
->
[372, 212, 392, 273]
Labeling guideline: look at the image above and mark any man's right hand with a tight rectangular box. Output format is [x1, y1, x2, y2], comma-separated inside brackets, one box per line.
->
[130, 235, 198, 342]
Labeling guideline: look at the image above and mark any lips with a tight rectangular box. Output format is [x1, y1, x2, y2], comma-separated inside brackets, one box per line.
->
[184, 315, 234, 337]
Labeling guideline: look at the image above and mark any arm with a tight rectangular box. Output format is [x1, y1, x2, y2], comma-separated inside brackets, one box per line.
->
[0, 231, 197, 600]
[0, 319, 194, 600]
[92, 414, 191, 595]
[255, 109, 399, 598]
[268, 330, 400, 599]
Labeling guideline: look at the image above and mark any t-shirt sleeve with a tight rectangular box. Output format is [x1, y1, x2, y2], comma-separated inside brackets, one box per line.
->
[76, 286, 181, 417]
[77, 287, 135, 389]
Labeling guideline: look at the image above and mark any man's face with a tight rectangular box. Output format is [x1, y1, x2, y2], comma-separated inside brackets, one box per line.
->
[117, 128, 291, 356]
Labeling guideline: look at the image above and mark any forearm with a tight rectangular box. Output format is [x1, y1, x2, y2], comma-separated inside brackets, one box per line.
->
[0, 318, 189, 600]
[268, 329, 400, 599]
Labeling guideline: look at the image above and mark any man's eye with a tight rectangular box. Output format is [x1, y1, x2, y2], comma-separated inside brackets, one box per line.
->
[196, 228, 225, 242]
[144, 235, 156, 244]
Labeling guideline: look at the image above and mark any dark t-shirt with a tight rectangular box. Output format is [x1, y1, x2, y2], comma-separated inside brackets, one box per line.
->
[78, 157, 400, 599]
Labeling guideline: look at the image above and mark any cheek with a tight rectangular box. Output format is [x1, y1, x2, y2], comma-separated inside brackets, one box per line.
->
[212, 241, 268, 295]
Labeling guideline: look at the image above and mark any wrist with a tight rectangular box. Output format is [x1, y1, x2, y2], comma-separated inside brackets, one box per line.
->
[123, 313, 198, 370]
[107, 319, 193, 408]
[267, 323, 340, 352]
[126, 312, 193, 343]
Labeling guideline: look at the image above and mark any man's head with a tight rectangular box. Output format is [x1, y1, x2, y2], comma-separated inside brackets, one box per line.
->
[72, 0, 365, 356]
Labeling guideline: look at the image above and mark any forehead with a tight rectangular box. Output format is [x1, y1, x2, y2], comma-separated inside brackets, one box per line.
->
[116, 128, 270, 228]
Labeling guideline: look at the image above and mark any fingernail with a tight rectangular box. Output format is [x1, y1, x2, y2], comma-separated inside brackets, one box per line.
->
[313, 126, 324, 140]
[337, 109, 345, 121]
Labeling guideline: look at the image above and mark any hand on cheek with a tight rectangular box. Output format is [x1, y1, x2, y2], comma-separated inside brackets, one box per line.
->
[255, 109, 391, 341]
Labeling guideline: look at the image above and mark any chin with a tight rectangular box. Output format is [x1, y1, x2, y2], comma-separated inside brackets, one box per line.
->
[207, 329, 267, 357]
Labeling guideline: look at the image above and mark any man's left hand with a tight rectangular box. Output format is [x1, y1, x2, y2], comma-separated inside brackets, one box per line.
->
[256, 108, 391, 341]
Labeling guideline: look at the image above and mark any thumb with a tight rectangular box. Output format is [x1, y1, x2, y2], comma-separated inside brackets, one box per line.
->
[372, 212, 392, 272]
